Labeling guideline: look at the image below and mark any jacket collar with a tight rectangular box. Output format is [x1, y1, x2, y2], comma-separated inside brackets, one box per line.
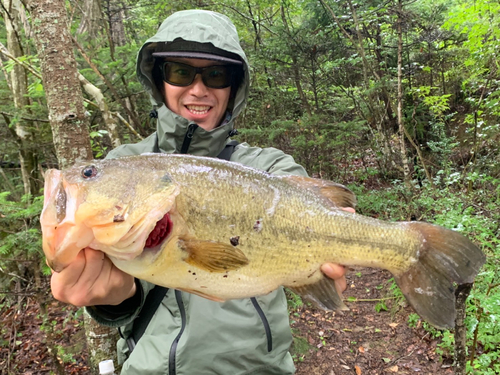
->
[155, 104, 234, 157]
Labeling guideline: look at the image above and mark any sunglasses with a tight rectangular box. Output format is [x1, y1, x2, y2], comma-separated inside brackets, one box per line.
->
[161, 61, 234, 89]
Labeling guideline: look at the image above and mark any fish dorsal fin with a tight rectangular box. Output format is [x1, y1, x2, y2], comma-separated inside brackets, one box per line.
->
[284, 176, 357, 209]
[179, 238, 249, 273]
[289, 276, 349, 311]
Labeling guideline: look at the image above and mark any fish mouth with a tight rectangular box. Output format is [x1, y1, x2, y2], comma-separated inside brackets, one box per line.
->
[144, 212, 173, 250]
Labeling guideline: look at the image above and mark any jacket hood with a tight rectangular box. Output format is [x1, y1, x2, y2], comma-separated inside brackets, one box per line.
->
[137, 10, 250, 118]
[136, 10, 250, 156]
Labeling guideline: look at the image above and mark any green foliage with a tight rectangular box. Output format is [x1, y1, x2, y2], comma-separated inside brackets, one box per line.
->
[286, 288, 304, 310]
[240, 113, 369, 181]
[0, 192, 46, 289]
[354, 171, 500, 372]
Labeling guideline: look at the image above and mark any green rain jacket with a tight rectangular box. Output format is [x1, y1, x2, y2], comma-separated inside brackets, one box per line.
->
[87, 10, 307, 375]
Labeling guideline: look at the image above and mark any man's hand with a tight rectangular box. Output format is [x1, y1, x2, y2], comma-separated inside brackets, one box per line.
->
[50, 248, 136, 307]
[320, 206, 355, 293]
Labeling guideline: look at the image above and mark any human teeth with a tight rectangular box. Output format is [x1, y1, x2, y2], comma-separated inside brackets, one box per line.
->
[187, 105, 210, 114]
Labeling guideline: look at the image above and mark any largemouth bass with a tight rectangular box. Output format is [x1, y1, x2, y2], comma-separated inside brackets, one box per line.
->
[41, 154, 485, 329]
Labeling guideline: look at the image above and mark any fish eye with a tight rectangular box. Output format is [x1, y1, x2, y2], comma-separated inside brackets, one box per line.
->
[81, 165, 98, 179]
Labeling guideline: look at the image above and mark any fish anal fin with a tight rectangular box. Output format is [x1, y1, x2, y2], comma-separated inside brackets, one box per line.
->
[284, 176, 357, 209]
[179, 238, 249, 273]
[288, 276, 349, 311]
[394, 222, 486, 329]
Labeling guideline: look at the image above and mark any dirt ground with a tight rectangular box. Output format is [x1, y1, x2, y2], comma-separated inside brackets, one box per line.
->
[291, 267, 453, 375]
[0, 268, 452, 374]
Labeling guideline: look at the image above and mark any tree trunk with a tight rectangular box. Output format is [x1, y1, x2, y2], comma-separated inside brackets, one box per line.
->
[76, 0, 102, 40]
[108, 0, 126, 47]
[78, 73, 121, 149]
[26, 0, 92, 168]
[2, 0, 40, 196]
[454, 283, 473, 375]
[396, 0, 411, 188]
[280, 5, 312, 117]
[26, 0, 117, 373]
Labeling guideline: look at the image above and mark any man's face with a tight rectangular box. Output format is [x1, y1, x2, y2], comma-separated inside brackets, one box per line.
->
[162, 58, 232, 131]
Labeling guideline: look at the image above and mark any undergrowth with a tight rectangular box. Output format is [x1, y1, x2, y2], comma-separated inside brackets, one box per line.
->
[350, 172, 500, 373]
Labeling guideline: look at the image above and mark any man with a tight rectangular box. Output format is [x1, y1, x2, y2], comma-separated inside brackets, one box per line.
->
[51, 10, 347, 374]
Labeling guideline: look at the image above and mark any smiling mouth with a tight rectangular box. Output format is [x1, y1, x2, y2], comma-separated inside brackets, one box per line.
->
[145, 213, 173, 248]
[186, 105, 211, 115]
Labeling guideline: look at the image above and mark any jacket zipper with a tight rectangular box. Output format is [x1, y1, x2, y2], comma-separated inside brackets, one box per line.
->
[251, 297, 273, 352]
[168, 290, 186, 375]
[180, 122, 198, 154]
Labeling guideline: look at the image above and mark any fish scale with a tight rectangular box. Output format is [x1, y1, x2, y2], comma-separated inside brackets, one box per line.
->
[41, 153, 485, 329]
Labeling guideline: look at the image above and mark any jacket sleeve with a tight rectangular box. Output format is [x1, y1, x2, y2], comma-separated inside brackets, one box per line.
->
[231, 142, 309, 177]
[85, 279, 156, 327]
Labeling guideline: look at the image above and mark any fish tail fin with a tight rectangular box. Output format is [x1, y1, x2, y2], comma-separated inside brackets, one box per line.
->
[395, 222, 485, 329]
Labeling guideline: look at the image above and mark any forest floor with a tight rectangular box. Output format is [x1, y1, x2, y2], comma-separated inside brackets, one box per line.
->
[0, 267, 452, 375]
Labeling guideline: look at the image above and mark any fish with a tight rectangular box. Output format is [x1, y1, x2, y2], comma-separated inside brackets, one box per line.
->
[40, 153, 485, 329]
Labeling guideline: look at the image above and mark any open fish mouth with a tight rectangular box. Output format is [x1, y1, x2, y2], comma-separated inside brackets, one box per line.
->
[144, 212, 173, 249]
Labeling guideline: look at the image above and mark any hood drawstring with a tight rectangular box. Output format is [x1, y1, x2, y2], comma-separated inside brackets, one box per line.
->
[180, 122, 199, 154]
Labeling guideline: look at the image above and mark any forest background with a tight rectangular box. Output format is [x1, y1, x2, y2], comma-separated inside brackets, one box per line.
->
[0, 0, 498, 374]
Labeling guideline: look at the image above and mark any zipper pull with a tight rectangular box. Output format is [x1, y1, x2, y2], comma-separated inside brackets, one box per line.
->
[180, 122, 198, 154]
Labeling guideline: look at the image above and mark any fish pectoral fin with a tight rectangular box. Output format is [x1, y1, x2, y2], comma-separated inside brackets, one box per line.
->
[289, 276, 349, 311]
[284, 176, 357, 209]
[179, 238, 249, 273]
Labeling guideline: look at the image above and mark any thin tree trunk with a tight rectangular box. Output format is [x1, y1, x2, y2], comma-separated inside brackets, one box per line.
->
[108, 0, 126, 47]
[72, 36, 141, 135]
[280, 4, 312, 117]
[454, 283, 473, 375]
[2, 0, 40, 196]
[76, 0, 102, 39]
[78, 73, 121, 149]
[320, 0, 394, 172]
[396, 0, 411, 188]
[101, 0, 141, 131]
[246, 0, 273, 89]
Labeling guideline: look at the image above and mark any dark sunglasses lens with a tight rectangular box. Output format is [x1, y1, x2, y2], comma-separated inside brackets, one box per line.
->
[163, 62, 232, 88]
[202, 66, 231, 88]
[163, 62, 196, 86]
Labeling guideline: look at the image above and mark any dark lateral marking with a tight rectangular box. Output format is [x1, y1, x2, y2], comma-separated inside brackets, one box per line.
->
[230, 236, 240, 246]
[223, 275, 228, 278]
[307, 270, 317, 278]
[113, 214, 125, 222]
